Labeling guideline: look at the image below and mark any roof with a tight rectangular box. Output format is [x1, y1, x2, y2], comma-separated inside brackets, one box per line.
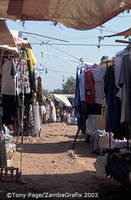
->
[1, 0, 131, 30]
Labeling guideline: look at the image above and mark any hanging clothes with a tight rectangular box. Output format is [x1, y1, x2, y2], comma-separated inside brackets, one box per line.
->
[32, 102, 41, 134]
[91, 65, 106, 105]
[74, 67, 81, 113]
[36, 76, 43, 106]
[79, 72, 85, 102]
[119, 53, 131, 123]
[24, 48, 37, 92]
[104, 65, 119, 131]
[17, 60, 31, 94]
[85, 69, 95, 104]
[75, 65, 102, 135]
[115, 49, 127, 98]
[104, 63, 127, 139]
[27, 59, 36, 92]
[2, 95, 18, 125]
[1, 59, 16, 96]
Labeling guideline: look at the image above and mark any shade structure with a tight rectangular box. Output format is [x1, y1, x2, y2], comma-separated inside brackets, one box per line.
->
[105, 28, 131, 37]
[0, 45, 18, 54]
[0, 0, 130, 30]
[53, 94, 71, 107]
[0, 20, 31, 48]
[0, 20, 15, 46]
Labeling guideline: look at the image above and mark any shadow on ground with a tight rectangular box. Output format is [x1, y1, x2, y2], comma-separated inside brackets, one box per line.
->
[16, 140, 97, 159]
[0, 170, 130, 200]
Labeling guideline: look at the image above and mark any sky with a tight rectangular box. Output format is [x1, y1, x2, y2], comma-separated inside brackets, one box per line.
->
[6, 12, 131, 91]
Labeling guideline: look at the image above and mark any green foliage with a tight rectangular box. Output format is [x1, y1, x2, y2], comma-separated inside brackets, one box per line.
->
[52, 88, 63, 94]
[62, 76, 76, 94]
[52, 76, 76, 94]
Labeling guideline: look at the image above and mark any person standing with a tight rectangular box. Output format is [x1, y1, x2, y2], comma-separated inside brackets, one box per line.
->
[48, 99, 57, 123]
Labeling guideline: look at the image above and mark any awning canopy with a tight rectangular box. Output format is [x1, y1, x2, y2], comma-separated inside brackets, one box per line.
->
[0, 45, 18, 54]
[105, 28, 131, 37]
[0, 20, 15, 46]
[53, 94, 71, 107]
[0, 20, 31, 48]
[0, 0, 131, 30]
[0, 0, 17, 20]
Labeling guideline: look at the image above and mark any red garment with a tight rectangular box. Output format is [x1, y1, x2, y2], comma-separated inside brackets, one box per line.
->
[85, 69, 95, 104]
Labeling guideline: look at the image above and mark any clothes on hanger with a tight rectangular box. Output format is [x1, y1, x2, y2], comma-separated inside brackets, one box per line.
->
[1, 58, 16, 96]
[119, 52, 131, 124]
[85, 69, 95, 104]
[79, 72, 85, 102]
[90, 64, 106, 105]
[104, 48, 131, 140]
[75, 63, 105, 134]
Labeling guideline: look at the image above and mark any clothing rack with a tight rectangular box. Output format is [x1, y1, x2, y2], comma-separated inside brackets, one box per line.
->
[73, 62, 99, 149]
[72, 64, 86, 149]
[106, 57, 131, 152]
[73, 57, 131, 152]
[106, 60, 115, 150]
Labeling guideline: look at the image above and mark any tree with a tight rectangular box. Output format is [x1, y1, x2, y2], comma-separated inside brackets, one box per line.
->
[52, 76, 76, 94]
[62, 76, 76, 94]
[52, 88, 63, 94]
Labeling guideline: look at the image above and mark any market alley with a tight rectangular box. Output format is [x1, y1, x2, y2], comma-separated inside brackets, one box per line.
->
[0, 123, 130, 200]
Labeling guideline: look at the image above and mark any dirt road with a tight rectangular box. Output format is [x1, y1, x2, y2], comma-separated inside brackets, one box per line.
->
[0, 123, 130, 199]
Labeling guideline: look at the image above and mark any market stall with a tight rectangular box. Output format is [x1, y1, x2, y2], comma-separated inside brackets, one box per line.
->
[0, 24, 42, 174]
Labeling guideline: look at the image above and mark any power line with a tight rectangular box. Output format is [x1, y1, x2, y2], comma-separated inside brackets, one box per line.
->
[24, 33, 79, 61]
[35, 67, 74, 75]
[48, 68, 73, 76]
[20, 31, 69, 43]
[48, 45, 79, 61]
[96, 28, 117, 34]
[31, 43, 126, 47]
[41, 50, 80, 63]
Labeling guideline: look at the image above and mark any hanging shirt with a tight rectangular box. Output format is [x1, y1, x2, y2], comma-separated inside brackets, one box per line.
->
[91, 65, 106, 105]
[79, 73, 85, 101]
[1, 59, 16, 95]
[104, 65, 120, 133]
[85, 69, 95, 104]
[74, 68, 81, 113]
[119, 53, 131, 123]
[115, 49, 127, 98]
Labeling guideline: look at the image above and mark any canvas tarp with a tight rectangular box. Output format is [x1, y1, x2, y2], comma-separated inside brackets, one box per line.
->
[11, 30, 31, 48]
[0, 20, 31, 47]
[105, 28, 131, 37]
[0, 20, 15, 46]
[0, 0, 130, 30]
[0, 0, 17, 20]
[53, 94, 71, 107]
[0, 45, 18, 54]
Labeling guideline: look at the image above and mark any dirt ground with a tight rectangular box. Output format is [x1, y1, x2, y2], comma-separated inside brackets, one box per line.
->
[0, 123, 131, 199]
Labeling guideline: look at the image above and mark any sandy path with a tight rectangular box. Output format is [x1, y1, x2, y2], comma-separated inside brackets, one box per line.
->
[0, 123, 130, 199]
